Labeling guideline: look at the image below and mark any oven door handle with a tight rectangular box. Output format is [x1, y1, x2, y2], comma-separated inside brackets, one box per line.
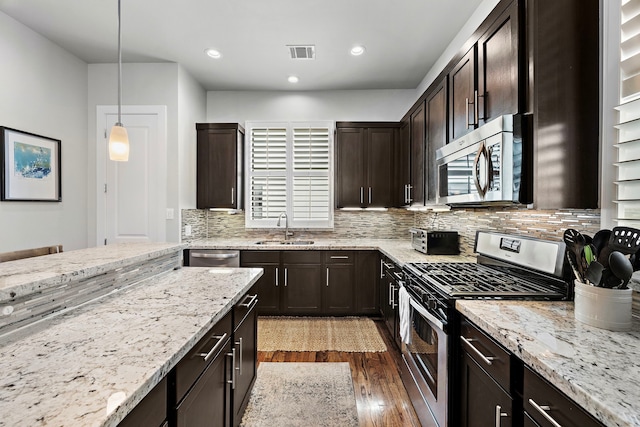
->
[409, 297, 444, 330]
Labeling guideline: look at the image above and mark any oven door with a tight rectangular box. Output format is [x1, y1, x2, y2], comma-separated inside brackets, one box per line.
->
[402, 296, 448, 426]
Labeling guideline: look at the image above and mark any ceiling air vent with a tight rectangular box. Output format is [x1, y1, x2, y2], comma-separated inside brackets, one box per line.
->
[288, 45, 315, 60]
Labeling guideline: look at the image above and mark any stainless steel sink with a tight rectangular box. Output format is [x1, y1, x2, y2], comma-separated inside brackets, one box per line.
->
[255, 240, 314, 245]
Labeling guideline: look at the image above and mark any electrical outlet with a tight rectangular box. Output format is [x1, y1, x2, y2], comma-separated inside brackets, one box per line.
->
[166, 208, 174, 220]
[185, 225, 192, 236]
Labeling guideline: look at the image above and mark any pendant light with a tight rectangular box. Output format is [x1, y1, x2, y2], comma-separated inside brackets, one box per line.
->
[108, 0, 129, 161]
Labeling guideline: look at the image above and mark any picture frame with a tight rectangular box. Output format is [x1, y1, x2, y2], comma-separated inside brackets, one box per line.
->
[1, 127, 61, 201]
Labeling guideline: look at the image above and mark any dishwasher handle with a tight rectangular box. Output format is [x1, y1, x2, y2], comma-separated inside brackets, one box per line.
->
[188, 250, 240, 267]
[191, 252, 239, 259]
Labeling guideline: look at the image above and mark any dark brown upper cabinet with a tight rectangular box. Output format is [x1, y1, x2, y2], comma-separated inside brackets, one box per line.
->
[449, 0, 519, 143]
[425, 78, 448, 202]
[196, 123, 244, 209]
[410, 102, 426, 206]
[395, 118, 411, 206]
[449, 47, 477, 142]
[336, 123, 397, 208]
[478, 1, 520, 124]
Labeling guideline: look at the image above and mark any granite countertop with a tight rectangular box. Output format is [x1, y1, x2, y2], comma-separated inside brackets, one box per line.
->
[0, 266, 263, 427]
[188, 238, 476, 266]
[0, 242, 186, 302]
[456, 300, 640, 427]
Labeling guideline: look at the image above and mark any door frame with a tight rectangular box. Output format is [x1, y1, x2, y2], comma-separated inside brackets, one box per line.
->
[95, 105, 167, 246]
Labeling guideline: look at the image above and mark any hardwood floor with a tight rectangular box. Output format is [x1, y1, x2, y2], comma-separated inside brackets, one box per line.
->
[257, 318, 422, 427]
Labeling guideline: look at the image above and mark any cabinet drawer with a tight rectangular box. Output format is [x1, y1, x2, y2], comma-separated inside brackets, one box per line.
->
[282, 251, 321, 264]
[241, 250, 279, 264]
[324, 251, 354, 264]
[523, 366, 604, 427]
[459, 318, 511, 393]
[175, 311, 232, 403]
[234, 292, 259, 330]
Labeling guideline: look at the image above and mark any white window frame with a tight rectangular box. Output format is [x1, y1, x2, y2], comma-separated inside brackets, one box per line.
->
[244, 121, 334, 229]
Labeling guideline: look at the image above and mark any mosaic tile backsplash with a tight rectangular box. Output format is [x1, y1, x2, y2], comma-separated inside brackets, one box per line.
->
[182, 206, 601, 256]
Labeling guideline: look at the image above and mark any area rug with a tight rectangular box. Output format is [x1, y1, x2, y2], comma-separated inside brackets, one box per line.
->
[240, 362, 359, 427]
[258, 316, 387, 352]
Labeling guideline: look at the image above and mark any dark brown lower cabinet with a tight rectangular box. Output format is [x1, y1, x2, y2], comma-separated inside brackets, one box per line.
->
[323, 251, 355, 314]
[176, 340, 231, 427]
[241, 251, 280, 315]
[523, 366, 604, 427]
[355, 251, 379, 314]
[459, 351, 513, 427]
[232, 293, 258, 426]
[118, 377, 167, 427]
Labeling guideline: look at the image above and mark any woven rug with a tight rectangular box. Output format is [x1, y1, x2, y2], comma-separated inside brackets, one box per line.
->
[258, 316, 387, 352]
[240, 362, 359, 427]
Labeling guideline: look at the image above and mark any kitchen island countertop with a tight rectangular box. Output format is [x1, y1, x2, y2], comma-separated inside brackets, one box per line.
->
[457, 300, 640, 427]
[0, 266, 263, 427]
[189, 238, 476, 266]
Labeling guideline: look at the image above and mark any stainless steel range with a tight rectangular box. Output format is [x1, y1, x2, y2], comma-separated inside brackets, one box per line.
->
[399, 231, 569, 427]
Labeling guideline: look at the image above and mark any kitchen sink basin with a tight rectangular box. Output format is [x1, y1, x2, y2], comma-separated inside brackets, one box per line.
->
[255, 240, 314, 245]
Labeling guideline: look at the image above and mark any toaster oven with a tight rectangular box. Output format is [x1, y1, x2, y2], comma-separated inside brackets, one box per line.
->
[410, 229, 460, 255]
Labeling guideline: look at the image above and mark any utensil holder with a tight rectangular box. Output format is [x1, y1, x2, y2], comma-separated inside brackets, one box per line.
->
[574, 280, 632, 331]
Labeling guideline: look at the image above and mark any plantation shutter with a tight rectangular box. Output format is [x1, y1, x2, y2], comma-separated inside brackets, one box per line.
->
[246, 122, 333, 228]
[615, 0, 640, 227]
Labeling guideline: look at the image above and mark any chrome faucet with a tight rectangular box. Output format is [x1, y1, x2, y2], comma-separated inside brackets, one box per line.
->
[277, 212, 294, 240]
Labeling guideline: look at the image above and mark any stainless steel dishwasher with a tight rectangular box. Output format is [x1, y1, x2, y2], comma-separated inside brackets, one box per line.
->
[187, 249, 240, 267]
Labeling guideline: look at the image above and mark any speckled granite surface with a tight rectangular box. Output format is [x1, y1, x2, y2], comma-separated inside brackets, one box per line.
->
[188, 238, 476, 266]
[0, 267, 262, 427]
[0, 242, 186, 302]
[456, 300, 640, 427]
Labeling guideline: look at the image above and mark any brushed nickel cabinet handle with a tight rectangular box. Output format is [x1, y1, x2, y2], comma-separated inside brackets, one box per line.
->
[528, 399, 562, 427]
[368, 187, 372, 204]
[495, 405, 508, 427]
[231, 187, 234, 204]
[275, 267, 279, 286]
[460, 335, 496, 365]
[326, 268, 330, 286]
[360, 187, 364, 204]
[227, 348, 236, 389]
[284, 268, 288, 287]
[196, 333, 228, 362]
[237, 338, 243, 376]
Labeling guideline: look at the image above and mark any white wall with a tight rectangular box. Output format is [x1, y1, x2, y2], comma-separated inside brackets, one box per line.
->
[177, 66, 206, 222]
[0, 11, 88, 252]
[206, 90, 416, 123]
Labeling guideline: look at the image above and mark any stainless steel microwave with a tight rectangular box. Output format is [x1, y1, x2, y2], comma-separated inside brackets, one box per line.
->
[435, 114, 530, 206]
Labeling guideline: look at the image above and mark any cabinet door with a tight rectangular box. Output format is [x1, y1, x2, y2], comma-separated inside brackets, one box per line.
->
[410, 103, 426, 206]
[449, 47, 477, 142]
[336, 127, 365, 207]
[355, 251, 380, 314]
[425, 79, 447, 202]
[366, 127, 394, 207]
[323, 264, 354, 314]
[283, 264, 322, 314]
[197, 128, 237, 209]
[478, 1, 519, 124]
[395, 118, 411, 206]
[176, 341, 231, 427]
[459, 351, 513, 427]
[241, 251, 281, 315]
[118, 377, 167, 427]
[233, 302, 257, 426]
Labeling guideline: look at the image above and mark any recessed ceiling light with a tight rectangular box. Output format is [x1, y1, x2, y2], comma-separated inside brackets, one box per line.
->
[350, 45, 366, 56]
[205, 48, 222, 59]
[288, 75, 299, 83]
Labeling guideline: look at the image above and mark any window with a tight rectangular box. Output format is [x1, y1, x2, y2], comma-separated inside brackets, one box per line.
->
[614, 0, 640, 228]
[245, 122, 334, 229]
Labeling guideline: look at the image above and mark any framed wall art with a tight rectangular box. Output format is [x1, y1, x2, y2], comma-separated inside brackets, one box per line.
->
[1, 127, 61, 201]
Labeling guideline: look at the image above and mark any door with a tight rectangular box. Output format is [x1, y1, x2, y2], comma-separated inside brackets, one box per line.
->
[449, 47, 477, 142]
[478, 1, 519, 124]
[396, 118, 411, 206]
[410, 102, 426, 206]
[283, 264, 322, 314]
[97, 106, 167, 245]
[336, 127, 365, 207]
[324, 264, 354, 314]
[197, 127, 237, 209]
[366, 127, 394, 207]
[426, 79, 447, 202]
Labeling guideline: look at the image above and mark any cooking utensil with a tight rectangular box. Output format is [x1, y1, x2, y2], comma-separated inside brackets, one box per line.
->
[563, 229, 586, 281]
[609, 226, 640, 255]
[594, 229, 613, 268]
[583, 244, 596, 266]
[609, 251, 634, 289]
[566, 253, 582, 282]
[585, 260, 605, 286]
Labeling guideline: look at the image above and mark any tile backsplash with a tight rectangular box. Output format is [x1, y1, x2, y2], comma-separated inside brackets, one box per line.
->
[182, 206, 601, 256]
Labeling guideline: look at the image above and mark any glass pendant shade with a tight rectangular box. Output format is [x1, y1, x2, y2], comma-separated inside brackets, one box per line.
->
[109, 123, 129, 161]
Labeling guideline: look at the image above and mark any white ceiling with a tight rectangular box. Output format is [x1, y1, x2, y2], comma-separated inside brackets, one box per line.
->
[0, 0, 484, 91]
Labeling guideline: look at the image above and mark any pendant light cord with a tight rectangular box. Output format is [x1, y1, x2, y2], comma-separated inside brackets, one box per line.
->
[117, 0, 123, 126]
